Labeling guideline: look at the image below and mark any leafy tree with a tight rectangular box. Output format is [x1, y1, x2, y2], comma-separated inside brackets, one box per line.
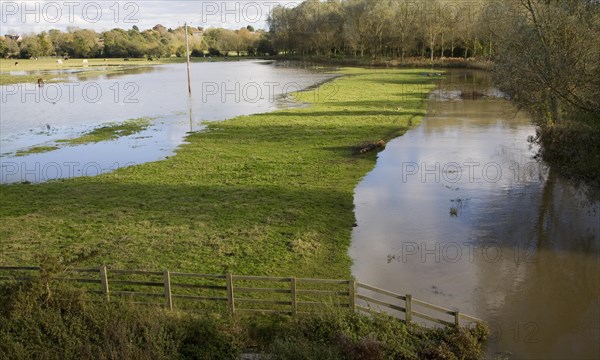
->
[19, 36, 42, 58]
[257, 38, 276, 56]
[0, 38, 9, 58]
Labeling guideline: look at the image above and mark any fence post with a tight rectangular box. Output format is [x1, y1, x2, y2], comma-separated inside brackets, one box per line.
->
[454, 310, 460, 327]
[291, 277, 297, 316]
[163, 270, 173, 310]
[405, 294, 412, 323]
[99, 266, 110, 301]
[348, 280, 356, 312]
[226, 273, 235, 314]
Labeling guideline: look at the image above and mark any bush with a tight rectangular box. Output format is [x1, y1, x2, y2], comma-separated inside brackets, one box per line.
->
[207, 48, 222, 57]
[191, 49, 205, 58]
[536, 116, 600, 186]
[261, 310, 487, 360]
[0, 277, 241, 360]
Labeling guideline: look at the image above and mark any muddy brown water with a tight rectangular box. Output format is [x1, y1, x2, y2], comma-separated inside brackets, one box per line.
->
[350, 70, 599, 359]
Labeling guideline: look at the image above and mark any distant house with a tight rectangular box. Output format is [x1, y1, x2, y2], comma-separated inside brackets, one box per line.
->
[5, 34, 22, 42]
[188, 27, 204, 38]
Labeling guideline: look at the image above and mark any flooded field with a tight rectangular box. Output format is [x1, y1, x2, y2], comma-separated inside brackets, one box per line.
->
[0, 61, 336, 183]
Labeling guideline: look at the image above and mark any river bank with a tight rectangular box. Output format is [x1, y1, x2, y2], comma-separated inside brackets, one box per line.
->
[273, 55, 494, 71]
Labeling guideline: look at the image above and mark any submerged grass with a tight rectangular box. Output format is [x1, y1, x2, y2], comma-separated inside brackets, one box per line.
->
[10, 118, 153, 157]
[0, 68, 435, 279]
[15, 145, 60, 157]
[57, 117, 152, 145]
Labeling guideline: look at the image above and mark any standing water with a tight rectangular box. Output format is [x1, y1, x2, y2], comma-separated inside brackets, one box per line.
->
[350, 70, 599, 359]
[0, 61, 336, 183]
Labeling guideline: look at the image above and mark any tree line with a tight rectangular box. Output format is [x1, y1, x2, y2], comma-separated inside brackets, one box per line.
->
[0, 24, 273, 59]
[268, 0, 500, 60]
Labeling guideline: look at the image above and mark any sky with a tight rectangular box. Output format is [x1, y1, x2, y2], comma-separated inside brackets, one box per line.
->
[1, 0, 302, 34]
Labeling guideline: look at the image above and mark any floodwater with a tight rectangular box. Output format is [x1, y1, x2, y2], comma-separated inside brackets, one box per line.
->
[350, 70, 600, 359]
[0, 61, 336, 183]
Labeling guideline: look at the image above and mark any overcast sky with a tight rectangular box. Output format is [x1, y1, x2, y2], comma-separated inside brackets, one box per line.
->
[1, 1, 302, 34]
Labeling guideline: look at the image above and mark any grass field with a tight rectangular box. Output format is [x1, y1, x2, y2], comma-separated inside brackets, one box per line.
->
[0, 68, 435, 279]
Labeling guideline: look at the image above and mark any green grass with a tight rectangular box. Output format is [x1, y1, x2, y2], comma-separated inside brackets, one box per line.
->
[0, 68, 435, 279]
[57, 117, 152, 145]
[15, 145, 60, 157]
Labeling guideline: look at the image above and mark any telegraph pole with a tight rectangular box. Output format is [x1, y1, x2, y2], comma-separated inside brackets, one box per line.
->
[185, 22, 192, 96]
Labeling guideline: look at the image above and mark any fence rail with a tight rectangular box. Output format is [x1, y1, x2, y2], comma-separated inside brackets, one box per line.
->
[0, 266, 483, 328]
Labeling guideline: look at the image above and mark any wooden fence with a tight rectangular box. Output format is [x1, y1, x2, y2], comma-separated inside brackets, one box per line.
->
[0, 266, 482, 328]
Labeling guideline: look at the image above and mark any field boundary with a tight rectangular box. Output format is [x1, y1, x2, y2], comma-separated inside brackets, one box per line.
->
[0, 266, 482, 328]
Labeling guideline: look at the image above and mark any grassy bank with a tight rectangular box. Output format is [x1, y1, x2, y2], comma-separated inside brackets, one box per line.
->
[274, 55, 494, 71]
[0, 275, 487, 360]
[0, 68, 434, 279]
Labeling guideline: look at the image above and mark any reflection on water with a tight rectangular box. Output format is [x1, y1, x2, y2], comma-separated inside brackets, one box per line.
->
[0, 61, 336, 183]
[351, 70, 599, 359]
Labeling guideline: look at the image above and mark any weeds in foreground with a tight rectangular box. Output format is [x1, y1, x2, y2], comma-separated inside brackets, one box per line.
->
[0, 272, 488, 360]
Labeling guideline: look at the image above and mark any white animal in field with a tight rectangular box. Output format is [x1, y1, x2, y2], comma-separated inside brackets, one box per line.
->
[83, 59, 88, 64]
[57, 59, 63, 64]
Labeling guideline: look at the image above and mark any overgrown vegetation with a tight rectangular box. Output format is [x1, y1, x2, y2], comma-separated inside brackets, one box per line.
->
[0, 267, 488, 360]
[493, 0, 600, 185]
[0, 69, 433, 278]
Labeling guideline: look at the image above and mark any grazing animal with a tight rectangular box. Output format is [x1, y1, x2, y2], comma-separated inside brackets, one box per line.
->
[14, 62, 19, 66]
[82, 59, 88, 64]
[57, 59, 63, 64]
[124, 58, 130, 61]
[37, 78, 45, 87]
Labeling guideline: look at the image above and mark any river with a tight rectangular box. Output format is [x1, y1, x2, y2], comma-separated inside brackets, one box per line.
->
[350, 70, 599, 359]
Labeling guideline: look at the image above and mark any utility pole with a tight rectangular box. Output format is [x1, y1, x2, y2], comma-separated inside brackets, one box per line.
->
[185, 22, 192, 96]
